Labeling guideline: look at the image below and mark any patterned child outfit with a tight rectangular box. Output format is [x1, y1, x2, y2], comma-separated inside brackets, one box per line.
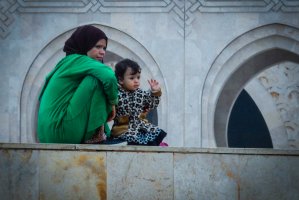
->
[111, 87, 166, 145]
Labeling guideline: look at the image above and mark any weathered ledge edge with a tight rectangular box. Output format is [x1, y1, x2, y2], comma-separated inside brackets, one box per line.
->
[1, 143, 299, 156]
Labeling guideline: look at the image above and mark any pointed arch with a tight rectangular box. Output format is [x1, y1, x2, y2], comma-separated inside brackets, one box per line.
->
[201, 23, 299, 148]
[20, 24, 166, 142]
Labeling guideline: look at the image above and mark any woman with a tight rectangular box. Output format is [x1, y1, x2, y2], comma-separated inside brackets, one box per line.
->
[37, 25, 118, 144]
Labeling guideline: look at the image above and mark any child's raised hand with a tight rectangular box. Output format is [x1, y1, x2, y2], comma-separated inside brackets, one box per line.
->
[148, 79, 161, 92]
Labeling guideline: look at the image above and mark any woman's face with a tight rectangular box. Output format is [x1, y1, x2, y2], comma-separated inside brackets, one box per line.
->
[87, 39, 107, 62]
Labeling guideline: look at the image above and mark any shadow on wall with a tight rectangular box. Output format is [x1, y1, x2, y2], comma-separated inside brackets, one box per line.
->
[228, 90, 273, 148]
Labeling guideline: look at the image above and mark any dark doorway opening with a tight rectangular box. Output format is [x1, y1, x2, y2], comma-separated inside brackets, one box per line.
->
[228, 90, 273, 148]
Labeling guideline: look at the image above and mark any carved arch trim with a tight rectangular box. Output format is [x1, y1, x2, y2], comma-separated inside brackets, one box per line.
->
[201, 23, 299, 148]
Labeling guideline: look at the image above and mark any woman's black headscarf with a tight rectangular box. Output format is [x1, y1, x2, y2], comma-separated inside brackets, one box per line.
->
[63, 25, 108, 56]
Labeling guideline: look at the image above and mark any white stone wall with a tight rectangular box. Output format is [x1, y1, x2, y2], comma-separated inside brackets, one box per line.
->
[257, 63, 299, 149]
[1, 144, 299, 200]
[1, 0, 299, 148]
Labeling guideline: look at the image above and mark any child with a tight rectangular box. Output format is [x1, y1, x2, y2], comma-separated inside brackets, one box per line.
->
[111, 58, 168, 146]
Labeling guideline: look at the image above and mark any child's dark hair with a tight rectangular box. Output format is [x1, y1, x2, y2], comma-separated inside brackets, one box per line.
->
[115, 59, 141, 81]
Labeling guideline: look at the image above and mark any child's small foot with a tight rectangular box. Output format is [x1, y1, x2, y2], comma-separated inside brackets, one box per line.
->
[100, 138, 128, 146]
[159, 142, 168, 147]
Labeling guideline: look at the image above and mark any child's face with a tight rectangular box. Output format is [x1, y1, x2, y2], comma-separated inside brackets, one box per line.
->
[119, 67, 141, 91]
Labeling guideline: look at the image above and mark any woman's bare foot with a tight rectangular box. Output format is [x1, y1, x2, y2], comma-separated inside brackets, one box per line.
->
[84, 126, 106, 144]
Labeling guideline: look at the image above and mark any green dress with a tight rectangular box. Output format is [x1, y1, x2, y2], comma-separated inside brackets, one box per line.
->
[37, 54, 118, 143]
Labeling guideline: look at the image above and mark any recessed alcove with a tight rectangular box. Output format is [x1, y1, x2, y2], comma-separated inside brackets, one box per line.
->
[20, 24, 166, 143]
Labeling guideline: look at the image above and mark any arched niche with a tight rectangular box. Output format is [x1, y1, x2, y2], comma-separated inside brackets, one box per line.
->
[20, 24, 167, 143]
[202, 23, 299, 148]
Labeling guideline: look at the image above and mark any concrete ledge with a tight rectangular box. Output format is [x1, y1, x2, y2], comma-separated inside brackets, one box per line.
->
[1, 143, 299, 200]
[1, 143, 299, 155]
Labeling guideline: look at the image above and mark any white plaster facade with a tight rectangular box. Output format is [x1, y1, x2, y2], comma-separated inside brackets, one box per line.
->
[0, 0, 299, 149]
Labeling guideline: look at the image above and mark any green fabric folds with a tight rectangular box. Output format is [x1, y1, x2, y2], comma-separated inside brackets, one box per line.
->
[37, 54, 118, 143]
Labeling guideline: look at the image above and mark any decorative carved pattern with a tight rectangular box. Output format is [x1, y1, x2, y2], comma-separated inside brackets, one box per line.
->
[197, 0, 297, 12]
[258, 64, 299, 149]
[0, 0, 18, 38]
[11, 0, 299, 13]
[1, 0, 299, 38]
[171, 0, 200, 37]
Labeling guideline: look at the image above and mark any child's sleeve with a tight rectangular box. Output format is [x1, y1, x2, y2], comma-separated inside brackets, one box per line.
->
[143, 89, 162, 110]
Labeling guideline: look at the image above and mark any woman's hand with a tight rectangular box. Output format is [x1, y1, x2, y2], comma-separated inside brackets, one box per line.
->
[107, 105, 116, 122]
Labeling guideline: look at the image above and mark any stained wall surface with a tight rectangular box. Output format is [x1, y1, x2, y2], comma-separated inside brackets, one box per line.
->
[0, 143, 299, 200]
[0, 0, 299, 148]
